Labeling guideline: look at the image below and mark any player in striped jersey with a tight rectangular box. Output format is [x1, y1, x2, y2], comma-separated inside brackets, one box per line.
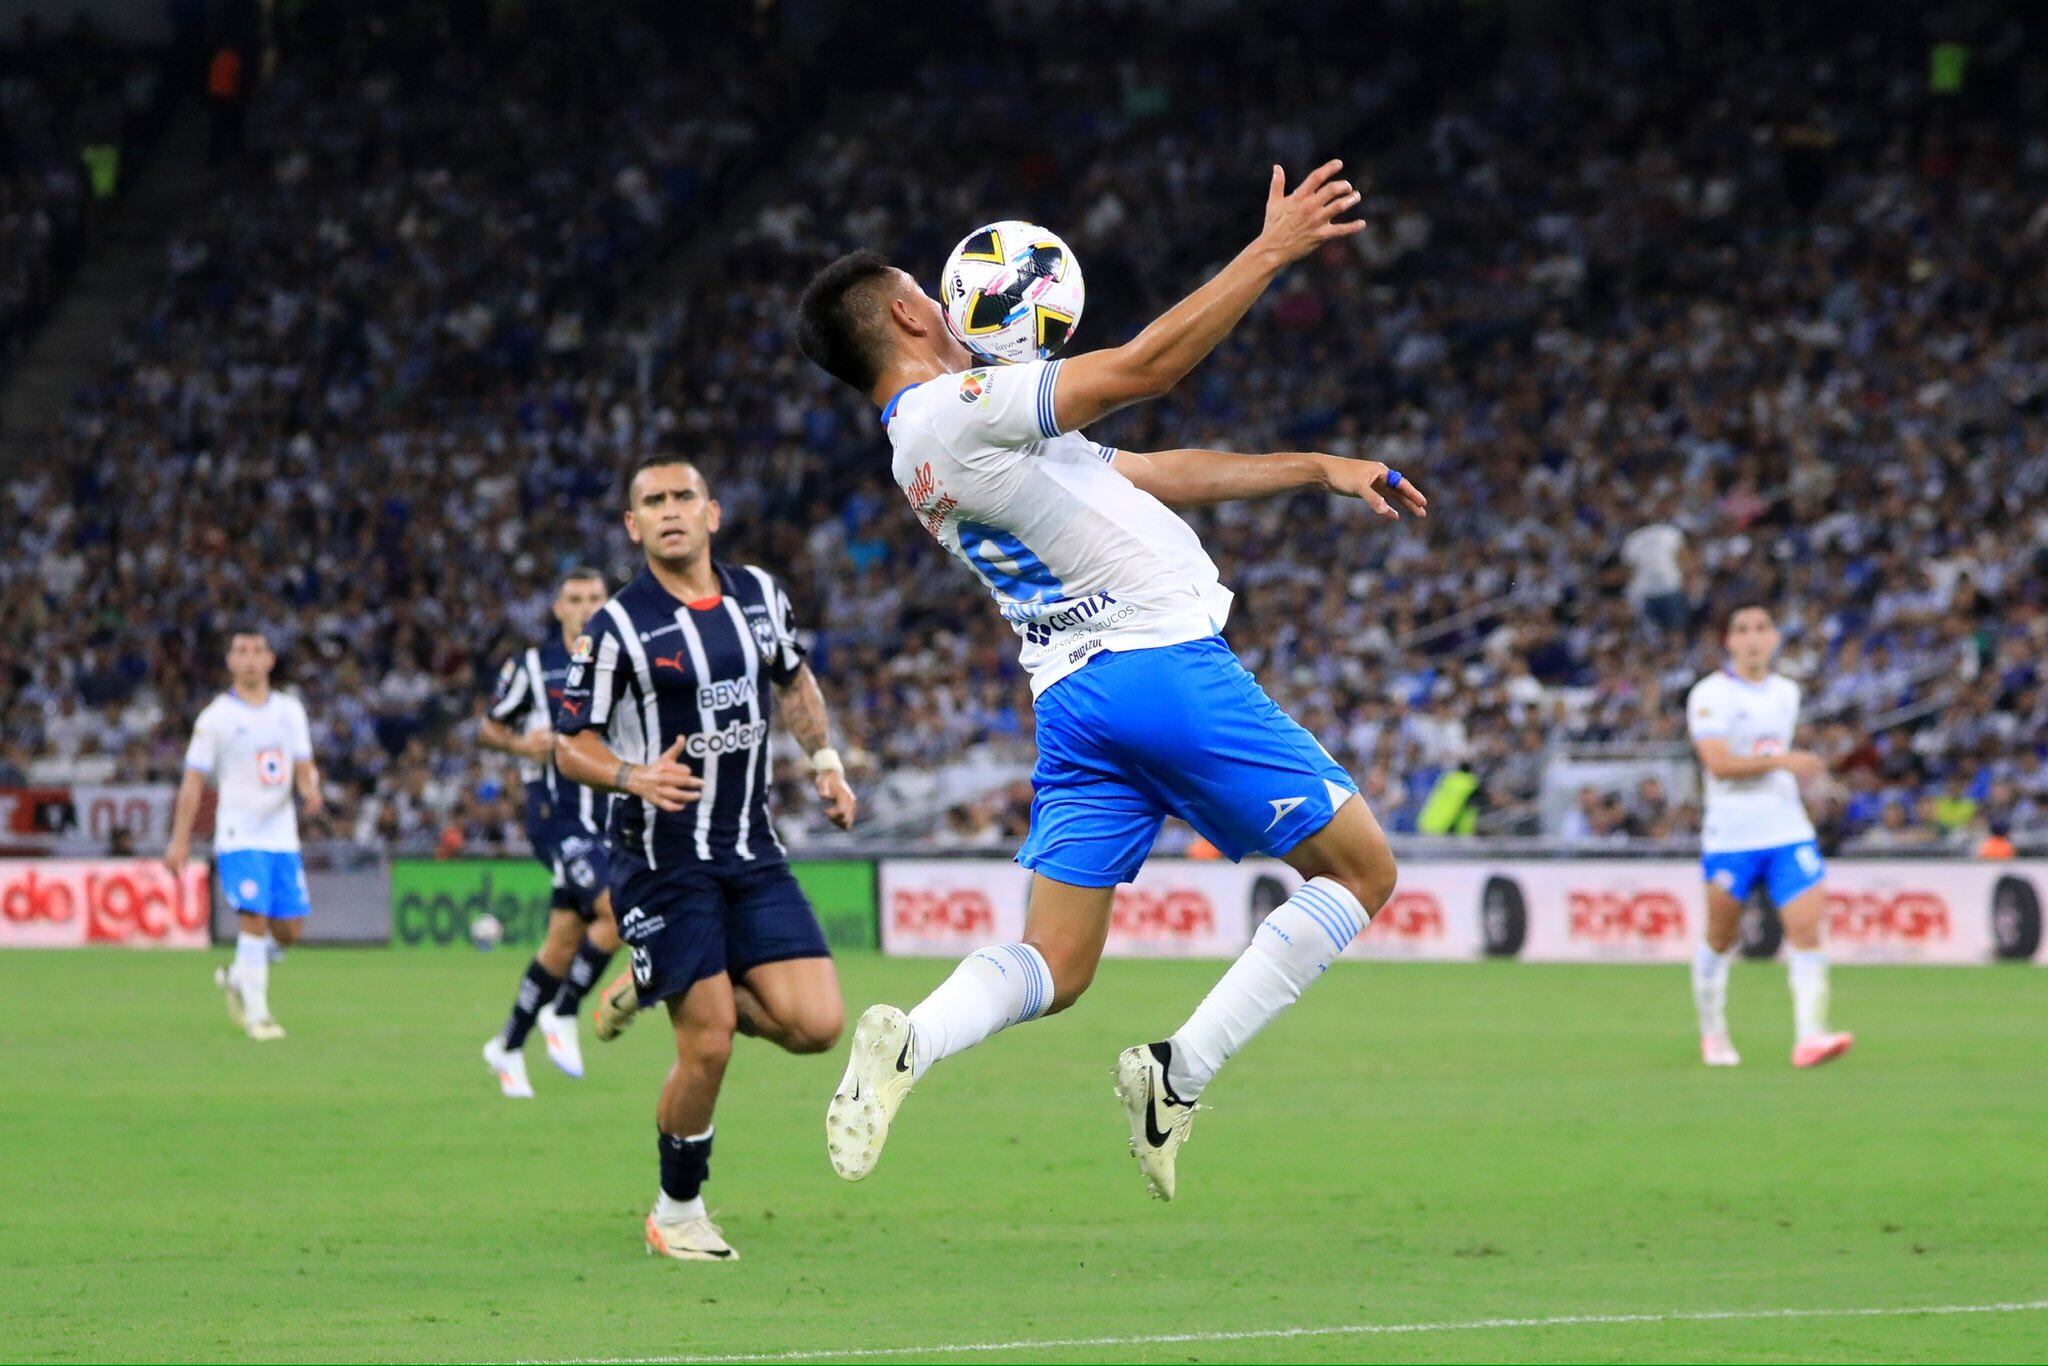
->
[476, 568, 623, 1097]
[556, 455, 857, 1262]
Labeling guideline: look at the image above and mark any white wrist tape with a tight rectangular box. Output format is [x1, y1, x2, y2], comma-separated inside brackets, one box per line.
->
[810, 747, 845, 777]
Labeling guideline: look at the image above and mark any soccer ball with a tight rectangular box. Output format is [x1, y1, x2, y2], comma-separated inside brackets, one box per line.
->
[941, 220, 1085, 365]
[468, 913, 504, 951]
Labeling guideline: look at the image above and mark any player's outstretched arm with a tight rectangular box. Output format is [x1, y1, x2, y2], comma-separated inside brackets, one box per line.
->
[1051, 161, 1363, 432]
[556, 732, 704, 813]
[774, 664, 857, 830]
[1114, 448, 1428, 517]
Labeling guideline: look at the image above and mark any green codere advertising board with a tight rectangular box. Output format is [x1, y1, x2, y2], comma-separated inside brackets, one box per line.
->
[391, 859, 877, 952]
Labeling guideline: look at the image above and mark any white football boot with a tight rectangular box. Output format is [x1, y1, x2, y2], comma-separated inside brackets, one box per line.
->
[644, 1212, 738, 1262]
[537, 1005, 585, 1079]
[1700, 1031, 1741, 1067]
[482, 1036, 535, 1098]
[1115, 1043, 1198, 1202]
[826, 1005, 918, 1180]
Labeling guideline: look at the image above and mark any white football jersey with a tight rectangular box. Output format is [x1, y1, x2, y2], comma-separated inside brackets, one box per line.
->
[884, 358, 1232, 694]
[1685, 670, 1815, 853]
[184, 691, 313, 853]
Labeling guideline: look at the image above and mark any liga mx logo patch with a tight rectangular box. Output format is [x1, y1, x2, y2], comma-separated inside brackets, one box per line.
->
[957, 369, 991, 406]
[570, 634, 593, 663]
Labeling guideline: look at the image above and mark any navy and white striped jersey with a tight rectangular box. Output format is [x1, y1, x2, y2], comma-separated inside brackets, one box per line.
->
[556, 562, 807, 868]
[487, 635, 608, 837]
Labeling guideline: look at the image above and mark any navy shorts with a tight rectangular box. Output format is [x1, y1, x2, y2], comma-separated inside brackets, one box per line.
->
[1018, 636, 1359, 887]
[609, 853, 830, 1005]
[533, 821, 611, 921]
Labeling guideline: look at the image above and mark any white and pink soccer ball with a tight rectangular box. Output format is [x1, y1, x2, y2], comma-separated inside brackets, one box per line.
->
[941, 220, 1086, 365]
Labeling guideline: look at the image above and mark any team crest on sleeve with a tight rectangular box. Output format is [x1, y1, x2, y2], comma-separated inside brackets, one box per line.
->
[957, 369, 991, 406]
[571, 634, 593, 663]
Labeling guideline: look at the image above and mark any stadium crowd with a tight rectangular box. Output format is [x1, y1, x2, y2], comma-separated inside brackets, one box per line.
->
[0, 17, 168, 374]
[4, 0, 2044, 859]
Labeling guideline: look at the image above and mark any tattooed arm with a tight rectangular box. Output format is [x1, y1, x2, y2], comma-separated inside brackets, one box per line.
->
[775, 663, 857, 829]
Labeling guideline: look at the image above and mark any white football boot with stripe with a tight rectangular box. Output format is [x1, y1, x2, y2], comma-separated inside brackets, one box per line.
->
[644, 1212, 738, 1262]
[482, 1036, 535, 1098]
[1115, 1043, 1198, 1201]
[826, 1004, 918, 1180]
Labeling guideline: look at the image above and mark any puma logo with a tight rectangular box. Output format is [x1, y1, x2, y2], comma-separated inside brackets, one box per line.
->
[654, 653, 687, 673]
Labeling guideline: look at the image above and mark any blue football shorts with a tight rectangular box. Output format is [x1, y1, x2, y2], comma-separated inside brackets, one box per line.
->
[1701, 840, 1826, 908]
[1017, 635, 1359, 888]
[216, 849, 312, 920]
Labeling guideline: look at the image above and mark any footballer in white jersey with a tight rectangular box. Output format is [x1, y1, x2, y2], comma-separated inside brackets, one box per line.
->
[799, 160, 1433, 1201]
[1684, 603, 1852, 1070]
[165, 629, 323, 1041]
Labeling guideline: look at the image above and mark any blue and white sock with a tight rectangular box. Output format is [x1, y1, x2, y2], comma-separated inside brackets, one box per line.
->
[1692, 943, 1733, 1037]
[1788, 948, 1830, 1042]
[1166, 877, 1367, 1099]
[904, 943, 1053, 1080]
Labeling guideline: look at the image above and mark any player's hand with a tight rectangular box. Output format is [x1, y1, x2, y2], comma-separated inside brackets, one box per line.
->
[300, 784, 326, 819]
[521, 728, 556, 760]
[816, 771, 858, 830]
[162, 840, 188, 878]
[1257, 160, 1365, 267]
[1317, 455, 1428, 519]
[626, 736, 705, 812]
[1777, 751, 1826, 783]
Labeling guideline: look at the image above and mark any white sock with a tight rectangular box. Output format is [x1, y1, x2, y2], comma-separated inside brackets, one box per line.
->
[264, 934, 286, 964]
[1788, 948, 1829, 1041]
[1692, 943, 1733, 1037]
[1166, 877, 1367, 1099]
[233, 932, 271, 1021]
[653, 1191, 705, 1224]
[904, 943, 1052, 1080]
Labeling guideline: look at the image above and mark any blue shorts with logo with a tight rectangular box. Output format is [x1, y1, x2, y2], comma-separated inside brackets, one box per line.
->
[609, 852, 829, 1005]
[1702, 840, 1826, 908]
[1018, 636, 1360, 888]
[217, 849, 311, 920]
[533, 820, 611, 920]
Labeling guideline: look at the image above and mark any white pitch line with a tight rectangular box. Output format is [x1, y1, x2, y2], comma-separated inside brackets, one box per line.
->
[525, 1297, 2048, 1365]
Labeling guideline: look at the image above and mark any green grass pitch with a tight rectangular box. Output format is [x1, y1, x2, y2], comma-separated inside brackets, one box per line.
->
[1, 949, 2043, 1363]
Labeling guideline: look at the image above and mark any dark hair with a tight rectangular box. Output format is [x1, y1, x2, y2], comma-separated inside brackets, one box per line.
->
[225, 625, 270, 646]
[795, 249, 897, 391]
[1723, 600, 1774, 633]
[622, 454, 706, 506]
[560, 565, 607, 588]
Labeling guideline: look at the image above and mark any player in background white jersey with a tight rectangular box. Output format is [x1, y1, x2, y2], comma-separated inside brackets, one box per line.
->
[1685, 603, 1853, 1069]
[797, 161, 1428, 1200]
[165, 629, 324, 1042]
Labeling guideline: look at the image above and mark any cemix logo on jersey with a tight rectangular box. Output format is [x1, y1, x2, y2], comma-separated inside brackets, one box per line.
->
[1826, 889, 1951, 944]
[1567, 888, 1689, 943]
[685, 719, 769, 758]
[890, 886, 997, 938]
[1007, 592, 1133, 647]
[1109, 885, 1216, 941]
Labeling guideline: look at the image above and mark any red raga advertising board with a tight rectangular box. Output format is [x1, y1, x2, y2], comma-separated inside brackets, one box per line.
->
[0, 859, 212, 949]
[878, 857, 2045, 965]
[879, 859, 1249, 958]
